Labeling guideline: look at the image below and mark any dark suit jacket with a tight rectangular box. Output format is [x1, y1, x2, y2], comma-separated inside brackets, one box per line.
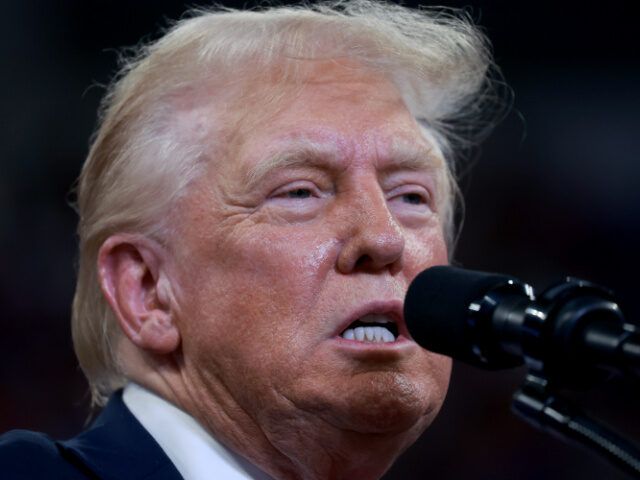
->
[0, 390, 183, 479]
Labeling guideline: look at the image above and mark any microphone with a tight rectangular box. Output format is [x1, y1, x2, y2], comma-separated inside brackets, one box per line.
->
[404, 266, 640, 387]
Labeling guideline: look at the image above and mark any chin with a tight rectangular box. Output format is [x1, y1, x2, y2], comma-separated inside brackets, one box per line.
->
[324, 370, 447, 436]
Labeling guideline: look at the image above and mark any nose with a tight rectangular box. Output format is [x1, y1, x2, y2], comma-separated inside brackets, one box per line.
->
[336, 186, 405, 275]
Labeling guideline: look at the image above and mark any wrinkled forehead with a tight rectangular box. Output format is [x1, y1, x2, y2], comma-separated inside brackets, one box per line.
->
[172, 59, 442, 148]
[169, 58, 447, 195]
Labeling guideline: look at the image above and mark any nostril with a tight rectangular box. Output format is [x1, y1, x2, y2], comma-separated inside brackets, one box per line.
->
[355, 255, 369, 267]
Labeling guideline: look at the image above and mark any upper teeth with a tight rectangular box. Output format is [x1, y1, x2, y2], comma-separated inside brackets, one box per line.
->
[340, 314, 397, 343]
[343, 326, 395, 343]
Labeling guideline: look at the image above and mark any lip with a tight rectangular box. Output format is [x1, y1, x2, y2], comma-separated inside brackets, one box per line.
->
[331, 299, 413, 343]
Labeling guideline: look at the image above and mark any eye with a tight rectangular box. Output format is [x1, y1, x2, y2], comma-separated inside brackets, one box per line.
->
[401, 192, 426, 205]
[268, 182, 323, 202]
[283, 188, 313, 199]
[265, 181, 326, 223]
[387, 186, 431, 207]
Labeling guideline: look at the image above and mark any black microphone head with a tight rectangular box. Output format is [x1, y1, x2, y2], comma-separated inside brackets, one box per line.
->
[404, 266, 525, 369]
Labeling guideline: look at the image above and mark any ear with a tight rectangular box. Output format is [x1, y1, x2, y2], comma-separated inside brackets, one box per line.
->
[98, 234, 180, 355]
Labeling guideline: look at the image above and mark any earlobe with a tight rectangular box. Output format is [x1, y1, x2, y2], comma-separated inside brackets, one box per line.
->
[98, 234, 181, 355]
[136, 311, 181, 354]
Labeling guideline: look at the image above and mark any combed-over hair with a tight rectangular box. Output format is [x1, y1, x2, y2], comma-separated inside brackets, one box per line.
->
[72, 0, 502, 406]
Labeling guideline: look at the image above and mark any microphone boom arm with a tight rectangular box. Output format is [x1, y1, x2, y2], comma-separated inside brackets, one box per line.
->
[513, 373, 640, 479]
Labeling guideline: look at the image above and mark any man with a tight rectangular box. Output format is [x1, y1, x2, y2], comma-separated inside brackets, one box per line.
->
[1, 1, 498, 478]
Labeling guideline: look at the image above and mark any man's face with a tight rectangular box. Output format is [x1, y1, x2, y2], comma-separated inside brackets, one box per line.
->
[166, 63, 451, 447]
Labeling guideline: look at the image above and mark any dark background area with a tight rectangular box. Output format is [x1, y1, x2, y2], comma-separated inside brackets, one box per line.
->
[1, 1, 639, 479]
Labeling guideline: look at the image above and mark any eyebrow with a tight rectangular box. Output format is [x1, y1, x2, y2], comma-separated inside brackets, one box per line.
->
[385, 138, 443, 172]
[244, 140, 338, 190]
[243, 136, 443, 190]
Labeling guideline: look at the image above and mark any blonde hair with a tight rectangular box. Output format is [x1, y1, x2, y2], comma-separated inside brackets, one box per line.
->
[73, 0, 502, 406]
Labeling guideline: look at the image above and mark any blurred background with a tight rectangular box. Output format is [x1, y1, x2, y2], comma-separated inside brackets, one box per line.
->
[1, 1, 639, 479]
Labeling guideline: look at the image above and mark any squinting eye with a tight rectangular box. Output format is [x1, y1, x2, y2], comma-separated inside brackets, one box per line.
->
[285, 188, 312, 199]
[402, 193, 426, 205]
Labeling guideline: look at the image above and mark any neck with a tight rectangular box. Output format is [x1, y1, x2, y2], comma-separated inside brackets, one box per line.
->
[123, 351, 420, 480]
[172, 381, 419, 480]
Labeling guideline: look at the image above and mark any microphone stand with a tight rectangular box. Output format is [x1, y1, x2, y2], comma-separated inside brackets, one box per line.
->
[508, 277, 640, 478]
[405, 267, 640, 477]
[512, 373, 640, 478]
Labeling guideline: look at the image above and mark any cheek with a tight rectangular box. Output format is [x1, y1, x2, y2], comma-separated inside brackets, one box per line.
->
[175, 225, 341, 357]
[212, 228, 339, 301]
[404, 223, 448, 278]
[175, 230, 345, 413]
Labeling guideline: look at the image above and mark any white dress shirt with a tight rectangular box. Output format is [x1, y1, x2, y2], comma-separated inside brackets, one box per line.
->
[123, 382, 273, 480]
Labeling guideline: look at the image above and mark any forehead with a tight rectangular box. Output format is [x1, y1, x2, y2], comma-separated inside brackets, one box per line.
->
[223, 61, 443, 173]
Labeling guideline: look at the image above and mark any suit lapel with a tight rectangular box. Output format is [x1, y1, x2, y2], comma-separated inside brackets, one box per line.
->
[57, 390, 183, 480]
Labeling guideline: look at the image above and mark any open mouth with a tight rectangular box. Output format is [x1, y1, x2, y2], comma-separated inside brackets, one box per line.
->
[339, 313, 399, 343]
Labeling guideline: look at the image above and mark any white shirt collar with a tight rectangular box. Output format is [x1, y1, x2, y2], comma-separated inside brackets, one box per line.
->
[123, 382, 273, 480]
